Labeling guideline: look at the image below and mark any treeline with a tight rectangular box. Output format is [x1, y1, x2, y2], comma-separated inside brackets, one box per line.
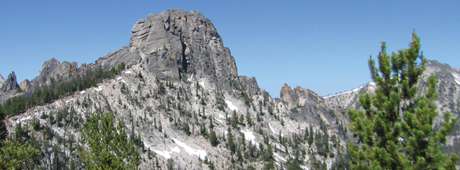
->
[0, 63, 125, 141]
[0, 63, 125, 117]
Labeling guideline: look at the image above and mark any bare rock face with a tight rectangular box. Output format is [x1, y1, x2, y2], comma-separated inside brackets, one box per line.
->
[19, 79, 32, 92]
[31, 58, 79, 88]
[278, 83, 339, 127]
[423, 60, 460, 155]
[1, 72, 19, 92]
[130, 10, 239, 90]
[95, 47, 141, 70]
[324, 82, 376, 110]
[280, 83, 296, 109]
[0, 72, 20, 103]
[281, 84, 325, 110]
[0, 74, 5, 87]
[238, 76, 261, 97]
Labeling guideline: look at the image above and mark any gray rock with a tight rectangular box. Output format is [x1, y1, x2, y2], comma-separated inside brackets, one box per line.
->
[19, 79, 32, 92]
[31, 58, 79, 88]
[131, 10, 239, 90]
[239, 76, 261, 96]
[2, 72, 19, 92]
[0, 74, 4, 87]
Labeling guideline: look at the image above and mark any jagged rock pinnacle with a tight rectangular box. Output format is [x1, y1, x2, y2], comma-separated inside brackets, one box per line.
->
[130, 10, 238, 89]
[2, 72, 19, 92]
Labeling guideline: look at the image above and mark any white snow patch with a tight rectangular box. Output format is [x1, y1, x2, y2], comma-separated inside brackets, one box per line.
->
[269, 123, 277, 134]
[369, 81, 376, 86]
[225, 100, 238, 112]
[116, 76, 123, 81]
[124, 70, 133, 74]
[95, 86, 103, 92]
[324, 86, 361, 99]
[80, 90, 86, 94]
[199, 79, 206, 89]
[53, 128, 65, 137]
[241, 129, 257, 144]
[216, 117, 225, 124]
[300, 165, 309, 170]
[172, 138, 207, 160]
[274, 153, 287, 162]
[187, 74, 194, 82]
[452, 73, 460, 85]
[152, 146, 181, 159]
[447, 135, 460, 146]
[139, 51, 147, 60]
[16, 115, 32, 124]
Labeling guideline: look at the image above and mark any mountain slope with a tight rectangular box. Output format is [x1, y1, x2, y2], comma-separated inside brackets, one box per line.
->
[4, 10, 345, 170]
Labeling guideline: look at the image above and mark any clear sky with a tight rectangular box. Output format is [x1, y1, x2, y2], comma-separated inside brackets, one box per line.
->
[1, 0, 459, 96]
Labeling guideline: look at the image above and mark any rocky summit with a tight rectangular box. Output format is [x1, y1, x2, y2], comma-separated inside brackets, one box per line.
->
[1, 9, 459, 169]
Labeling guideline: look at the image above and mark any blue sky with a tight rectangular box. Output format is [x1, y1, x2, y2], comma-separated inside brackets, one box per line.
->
[1, 0, 459, 96]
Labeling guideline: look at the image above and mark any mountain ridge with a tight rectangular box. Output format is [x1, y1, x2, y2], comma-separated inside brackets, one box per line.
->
[1, 9, 458, 169]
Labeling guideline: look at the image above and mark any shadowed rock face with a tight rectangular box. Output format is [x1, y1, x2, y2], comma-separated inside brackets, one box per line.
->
[279, 84, 338, 126]
[0, 72, 20, 103]
[0, 10, 240, 102]
[1, 72, 19, 92]
[0, 74, 4, 87]
[31, 58, 79, 88]
[130, 10, 239, 90]
[19, 80, 31, 92]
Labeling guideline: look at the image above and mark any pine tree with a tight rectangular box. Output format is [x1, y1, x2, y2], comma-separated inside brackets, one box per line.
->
[227, 127, 236, 154]
[209, 129, 219, 147]
[262, 143, 275, 170]
[0, 139, 40, 169]
[348, 33, 458, 169]
[80, 112, 140, 169]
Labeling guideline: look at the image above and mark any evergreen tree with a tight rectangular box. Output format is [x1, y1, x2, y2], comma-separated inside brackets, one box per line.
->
[348, 33, 458, 169]
[0, 139, 40, 169]
[209, 129, 219, 147]
[80, 112, 140, 169]
[227, 127, 236, 154]
[286, 157, 303, 170]
[262, 143, 275, 170]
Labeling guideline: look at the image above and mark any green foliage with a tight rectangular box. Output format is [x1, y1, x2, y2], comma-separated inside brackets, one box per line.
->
[262, 143, 275, 170]
[0, 139, 41, 169]
[0, 64, 125, 142]
[0, 64, 125, 117]
[231, 111, 239, 128]
[80, 112, 140, 169]
[209, 128, 219, 147]
[286, 157, 303, 170]
[209, 118, 219, 146]
[348, 33, 458, 169]
[227, 127, 237, 154]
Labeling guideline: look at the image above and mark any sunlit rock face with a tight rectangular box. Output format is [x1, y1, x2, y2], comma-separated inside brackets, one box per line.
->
[4, 9, 460, 169]
[6, 10, 346, 169]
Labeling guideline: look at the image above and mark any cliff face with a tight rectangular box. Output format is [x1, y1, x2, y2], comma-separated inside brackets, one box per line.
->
[129, 10, 239, 90]
[5, 10, 345, 169]
[0, 72, 20, 103]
